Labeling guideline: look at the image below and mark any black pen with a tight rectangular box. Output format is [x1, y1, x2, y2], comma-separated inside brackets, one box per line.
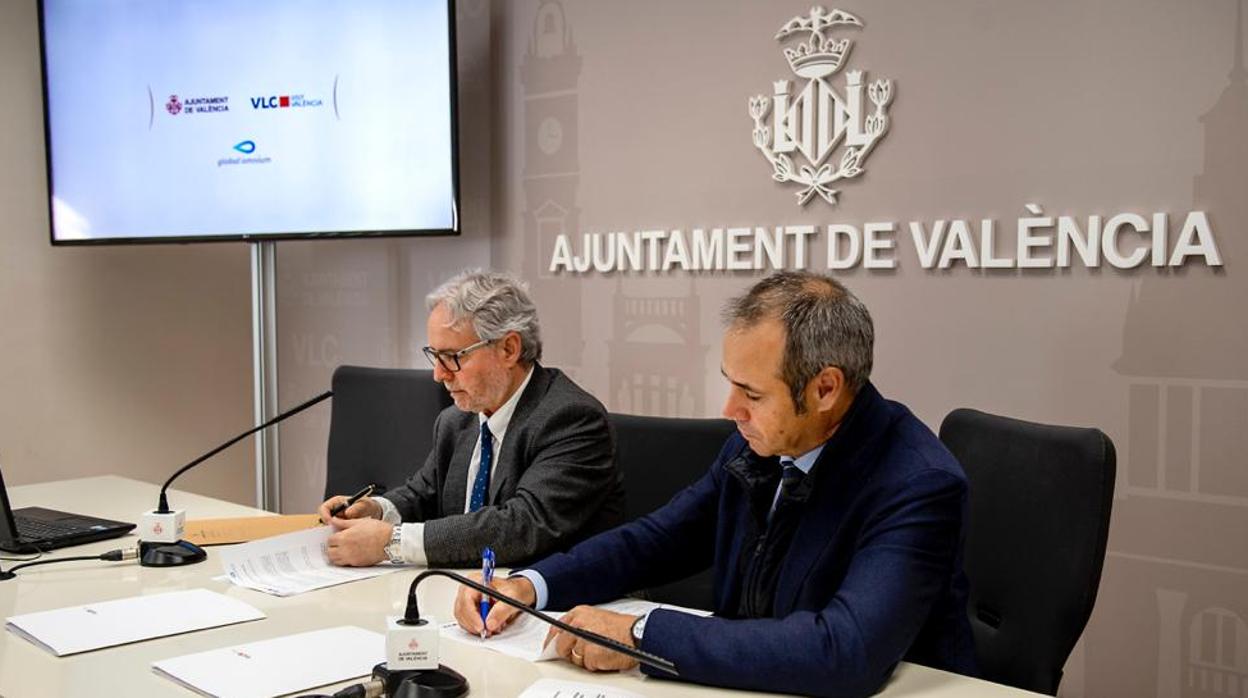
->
[329, 483, 376, 518]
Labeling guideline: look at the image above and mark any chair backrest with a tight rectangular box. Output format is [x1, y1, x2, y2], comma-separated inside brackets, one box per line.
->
[324, 365, 453, 500]
[608, 412, 737, 609]
[939, 408, 1116, 695]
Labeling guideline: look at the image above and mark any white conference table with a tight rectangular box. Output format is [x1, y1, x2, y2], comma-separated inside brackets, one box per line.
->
[0, 477, 1039, 697]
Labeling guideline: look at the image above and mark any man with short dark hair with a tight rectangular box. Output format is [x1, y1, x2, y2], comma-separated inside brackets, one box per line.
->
[319, 270, 625, 568]
[454, 271, 977, 697]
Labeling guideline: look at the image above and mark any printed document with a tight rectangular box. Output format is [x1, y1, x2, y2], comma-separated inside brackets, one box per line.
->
[518, 677, 646, 698]
[218, 526, 400, 596]
[440, 598, 711, 662]
[152, 625, 384, 698]
[5, 588, 264, 656]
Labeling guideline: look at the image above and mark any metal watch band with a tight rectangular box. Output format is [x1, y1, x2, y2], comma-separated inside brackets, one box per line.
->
[384, 525, 404, 564]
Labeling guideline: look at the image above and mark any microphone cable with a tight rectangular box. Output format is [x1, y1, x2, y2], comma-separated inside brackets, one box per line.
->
[4, 546, 138, 575]
[0, 551, 45, 562]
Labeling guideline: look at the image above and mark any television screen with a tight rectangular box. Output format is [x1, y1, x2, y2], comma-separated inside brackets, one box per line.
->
[38, 0, 459, 244]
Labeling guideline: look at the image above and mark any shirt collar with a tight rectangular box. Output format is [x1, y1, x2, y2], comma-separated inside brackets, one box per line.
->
[781, 443, 824, 476]
[478, 366, 535, 441]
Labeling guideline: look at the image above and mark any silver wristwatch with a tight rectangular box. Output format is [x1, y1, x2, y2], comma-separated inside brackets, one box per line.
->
[384, 525, 404, 564]
[630, 613, 647, 645]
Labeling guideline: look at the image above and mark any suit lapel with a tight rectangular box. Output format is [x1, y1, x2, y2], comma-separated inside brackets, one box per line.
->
[443, 419, 479, 514]
[487, 365, 552, 503]
[773, 384, 890, 615]
[772, 460, 847, 615]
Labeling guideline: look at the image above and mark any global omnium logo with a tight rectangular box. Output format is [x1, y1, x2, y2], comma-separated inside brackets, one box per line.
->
[219, 139, 271, 167]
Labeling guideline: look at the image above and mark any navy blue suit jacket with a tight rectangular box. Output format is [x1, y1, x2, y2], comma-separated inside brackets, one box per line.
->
[529, 383, 977, 697]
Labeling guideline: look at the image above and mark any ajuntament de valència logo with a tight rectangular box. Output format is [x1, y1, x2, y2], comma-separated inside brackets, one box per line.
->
[545, 6, 1222, 275]
[749, 6, 894, 206]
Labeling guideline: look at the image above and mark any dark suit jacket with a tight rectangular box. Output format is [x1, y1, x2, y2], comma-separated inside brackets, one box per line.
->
[384, 364, 624, 567]
[529, 382, 977, 698]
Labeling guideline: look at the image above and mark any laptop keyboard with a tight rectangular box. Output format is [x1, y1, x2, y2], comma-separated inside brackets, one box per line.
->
[15, 517, 84, 540]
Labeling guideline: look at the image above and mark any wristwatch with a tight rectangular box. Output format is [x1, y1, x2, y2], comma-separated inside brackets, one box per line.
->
[384, 525, 404, 565]
[630, 614, 647, 646]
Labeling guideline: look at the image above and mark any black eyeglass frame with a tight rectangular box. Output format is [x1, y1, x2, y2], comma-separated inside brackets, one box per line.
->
[421, 338, 495, 372]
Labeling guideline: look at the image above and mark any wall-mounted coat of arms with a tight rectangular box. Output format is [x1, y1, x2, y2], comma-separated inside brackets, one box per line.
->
[749, 7, 894, 206]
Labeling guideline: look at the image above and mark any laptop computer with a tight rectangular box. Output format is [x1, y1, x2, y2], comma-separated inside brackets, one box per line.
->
[0, 463, 136, 553]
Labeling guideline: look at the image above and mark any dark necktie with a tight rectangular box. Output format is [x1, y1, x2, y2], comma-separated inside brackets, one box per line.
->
[740, 458, 807, 618]
[780, 460, 803, 495]
[769, 459, 803, 521]
[469, 422, 493, 513]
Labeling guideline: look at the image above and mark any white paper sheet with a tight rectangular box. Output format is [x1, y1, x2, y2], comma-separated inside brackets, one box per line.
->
[217, 526, 400, 597]
[439, 598, 711, 663]
[518, 677, 647, 698]
[152, 625, 384, 698]
[439, 610, 565, 662]
[4, 588, 264, 656]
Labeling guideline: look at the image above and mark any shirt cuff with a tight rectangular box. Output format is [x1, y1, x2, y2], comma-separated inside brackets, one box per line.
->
[375, 496, 401, 524]
[399, 522, 427, 566]
[511, 569, 549, 610]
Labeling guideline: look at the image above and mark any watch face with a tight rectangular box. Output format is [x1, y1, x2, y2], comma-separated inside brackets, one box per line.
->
[538, 116, 563, 155]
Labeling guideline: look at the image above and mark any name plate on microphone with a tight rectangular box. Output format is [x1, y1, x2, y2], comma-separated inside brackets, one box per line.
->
[386, 616, 439, 670]
[140, 509, 185, 543]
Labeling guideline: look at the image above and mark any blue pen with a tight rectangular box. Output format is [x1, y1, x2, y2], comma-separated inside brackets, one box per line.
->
[479, 547, 495, 639]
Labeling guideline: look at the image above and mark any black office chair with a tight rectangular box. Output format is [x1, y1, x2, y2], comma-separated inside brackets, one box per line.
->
[324, 365, 453, 500]
[939, 408, 1116, 696]
[608, 413, 737, 610]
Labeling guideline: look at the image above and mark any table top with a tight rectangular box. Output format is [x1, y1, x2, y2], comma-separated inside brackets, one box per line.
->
[0, 477, 1037, 697]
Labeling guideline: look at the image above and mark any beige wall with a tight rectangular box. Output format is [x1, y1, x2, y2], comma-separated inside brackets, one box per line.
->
[236, 1, 1243, 696]
[0, 2, 255, 504]
[274, 0, 495, 511]
[482, 3, 1246, 698]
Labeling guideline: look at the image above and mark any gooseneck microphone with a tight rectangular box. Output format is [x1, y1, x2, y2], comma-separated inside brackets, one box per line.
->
[139, 390, 333, 568]
[405, 570, 677, 674]
[374, 569, 678, 697]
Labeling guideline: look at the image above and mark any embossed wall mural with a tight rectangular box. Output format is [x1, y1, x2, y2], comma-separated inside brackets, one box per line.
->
[274, 4, 1246, 696]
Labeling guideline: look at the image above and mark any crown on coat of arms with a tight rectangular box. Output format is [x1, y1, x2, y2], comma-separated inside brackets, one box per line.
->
[776, 6, 863, 79]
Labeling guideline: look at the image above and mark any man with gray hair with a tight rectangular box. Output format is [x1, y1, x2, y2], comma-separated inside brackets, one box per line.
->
[319, 269, 624, 568]
[454, 270, 976, 697]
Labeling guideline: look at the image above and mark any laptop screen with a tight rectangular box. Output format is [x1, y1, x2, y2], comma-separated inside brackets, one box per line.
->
[0, 463, 25, 546]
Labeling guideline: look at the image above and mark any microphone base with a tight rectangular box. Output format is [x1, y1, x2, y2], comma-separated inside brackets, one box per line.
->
[373, 662, 468, 698]
[139, 539, 207, 567]
[0, 570, 14, 581]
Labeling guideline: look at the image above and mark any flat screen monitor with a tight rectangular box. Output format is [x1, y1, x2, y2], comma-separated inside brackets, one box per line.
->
[38, 0, 459, 244]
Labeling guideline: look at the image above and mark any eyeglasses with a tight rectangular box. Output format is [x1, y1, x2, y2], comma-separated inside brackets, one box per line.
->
[422, 338, 494, 373]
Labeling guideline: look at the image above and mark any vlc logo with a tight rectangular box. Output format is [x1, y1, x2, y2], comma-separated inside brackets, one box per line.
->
[748, 7, 894, 206]
[251, 96, 291, 109]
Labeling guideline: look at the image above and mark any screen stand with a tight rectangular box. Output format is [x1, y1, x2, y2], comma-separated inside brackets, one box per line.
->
[251, 241, 281, 512]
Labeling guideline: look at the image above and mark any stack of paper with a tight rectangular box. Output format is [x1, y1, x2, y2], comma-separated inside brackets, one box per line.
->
[5, 588, 265, 656]
[218, 526, 401, 597]
[152, 625, 384, 698]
